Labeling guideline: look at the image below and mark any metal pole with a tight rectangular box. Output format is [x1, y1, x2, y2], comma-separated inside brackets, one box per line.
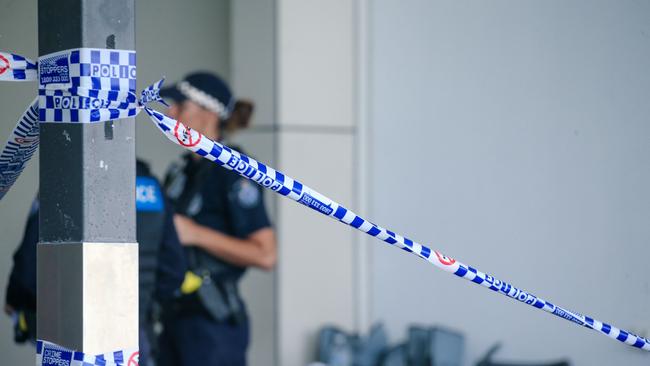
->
[36, 0, 138, 354]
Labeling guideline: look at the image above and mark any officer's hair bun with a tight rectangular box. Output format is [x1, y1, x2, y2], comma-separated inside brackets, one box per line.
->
[222, 99, 254, 133]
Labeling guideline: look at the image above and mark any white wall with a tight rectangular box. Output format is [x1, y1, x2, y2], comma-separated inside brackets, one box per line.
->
[368, 1, 650, 365]
[276, 1, 358, 365]
[135, 0, 231, 177]
[230, 0, 278, 365]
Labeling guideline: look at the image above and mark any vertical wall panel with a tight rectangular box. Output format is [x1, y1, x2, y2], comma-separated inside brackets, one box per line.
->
[277, 133, 356, 366]
[276, 1, 358, 365]
[368, 1, 650, 365]
[278, 0, 355, 128]
[230, 1, 278, 365]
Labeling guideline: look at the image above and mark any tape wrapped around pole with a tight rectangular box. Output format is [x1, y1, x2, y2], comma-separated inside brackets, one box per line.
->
[143, 106, 650, 352]
[0, 49, 166, 202]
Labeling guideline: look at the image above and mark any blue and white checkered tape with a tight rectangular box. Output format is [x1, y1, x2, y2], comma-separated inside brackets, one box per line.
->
[36, 340, 138, 366]
[38, 48, 139, 123]
[0, 49, 166, 201]
[0, 52, 37, 81]
[0, 98, 39, 200]
[143, 106, 650, 352]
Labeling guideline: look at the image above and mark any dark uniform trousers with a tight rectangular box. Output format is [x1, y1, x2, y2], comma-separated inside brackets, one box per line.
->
[158, 309, 249, 366]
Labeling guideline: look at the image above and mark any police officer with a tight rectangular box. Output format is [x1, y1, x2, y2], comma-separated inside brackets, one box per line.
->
[4, 160, 186, 366]
[157, 72, 276, 366]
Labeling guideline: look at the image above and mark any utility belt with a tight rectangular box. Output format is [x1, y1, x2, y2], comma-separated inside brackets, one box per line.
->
[175, 248, 247, 325]
[185, 272, 246, 325]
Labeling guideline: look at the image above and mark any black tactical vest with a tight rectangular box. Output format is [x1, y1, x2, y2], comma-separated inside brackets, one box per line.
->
[164, 154, 248, 324]
[164, 154, 244, 279]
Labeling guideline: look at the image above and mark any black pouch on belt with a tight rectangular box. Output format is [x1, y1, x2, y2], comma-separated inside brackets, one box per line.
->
[195, 274, 245, 324]
[195, 271, 232, 322]
[190, 248, 246, 324]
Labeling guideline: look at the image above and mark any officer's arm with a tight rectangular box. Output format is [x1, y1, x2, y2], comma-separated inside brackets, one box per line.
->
[174, 215, 276, 271]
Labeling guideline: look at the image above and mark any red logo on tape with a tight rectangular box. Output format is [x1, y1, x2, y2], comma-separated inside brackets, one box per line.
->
[434, 251, 456, 266]
[15, 137, 37, 144]
[0, 54, 10, 76]
[127, 351, 139, 366]
[173, 121, 202, 147]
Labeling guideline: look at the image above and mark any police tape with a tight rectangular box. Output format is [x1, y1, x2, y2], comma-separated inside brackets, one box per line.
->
[2, 48, 164, 122]
[1, 48, 649, 352]
[36, 340, 138, 366]
[0, 98, 39, 200]
[143, 106, 650, 352]
[38, 48, 143, 123]
[0, 51, 37, 81]
[0, 49, 165, 198]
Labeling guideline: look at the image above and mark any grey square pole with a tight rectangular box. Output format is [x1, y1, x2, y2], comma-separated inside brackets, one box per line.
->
[36, 0, 138, 354]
